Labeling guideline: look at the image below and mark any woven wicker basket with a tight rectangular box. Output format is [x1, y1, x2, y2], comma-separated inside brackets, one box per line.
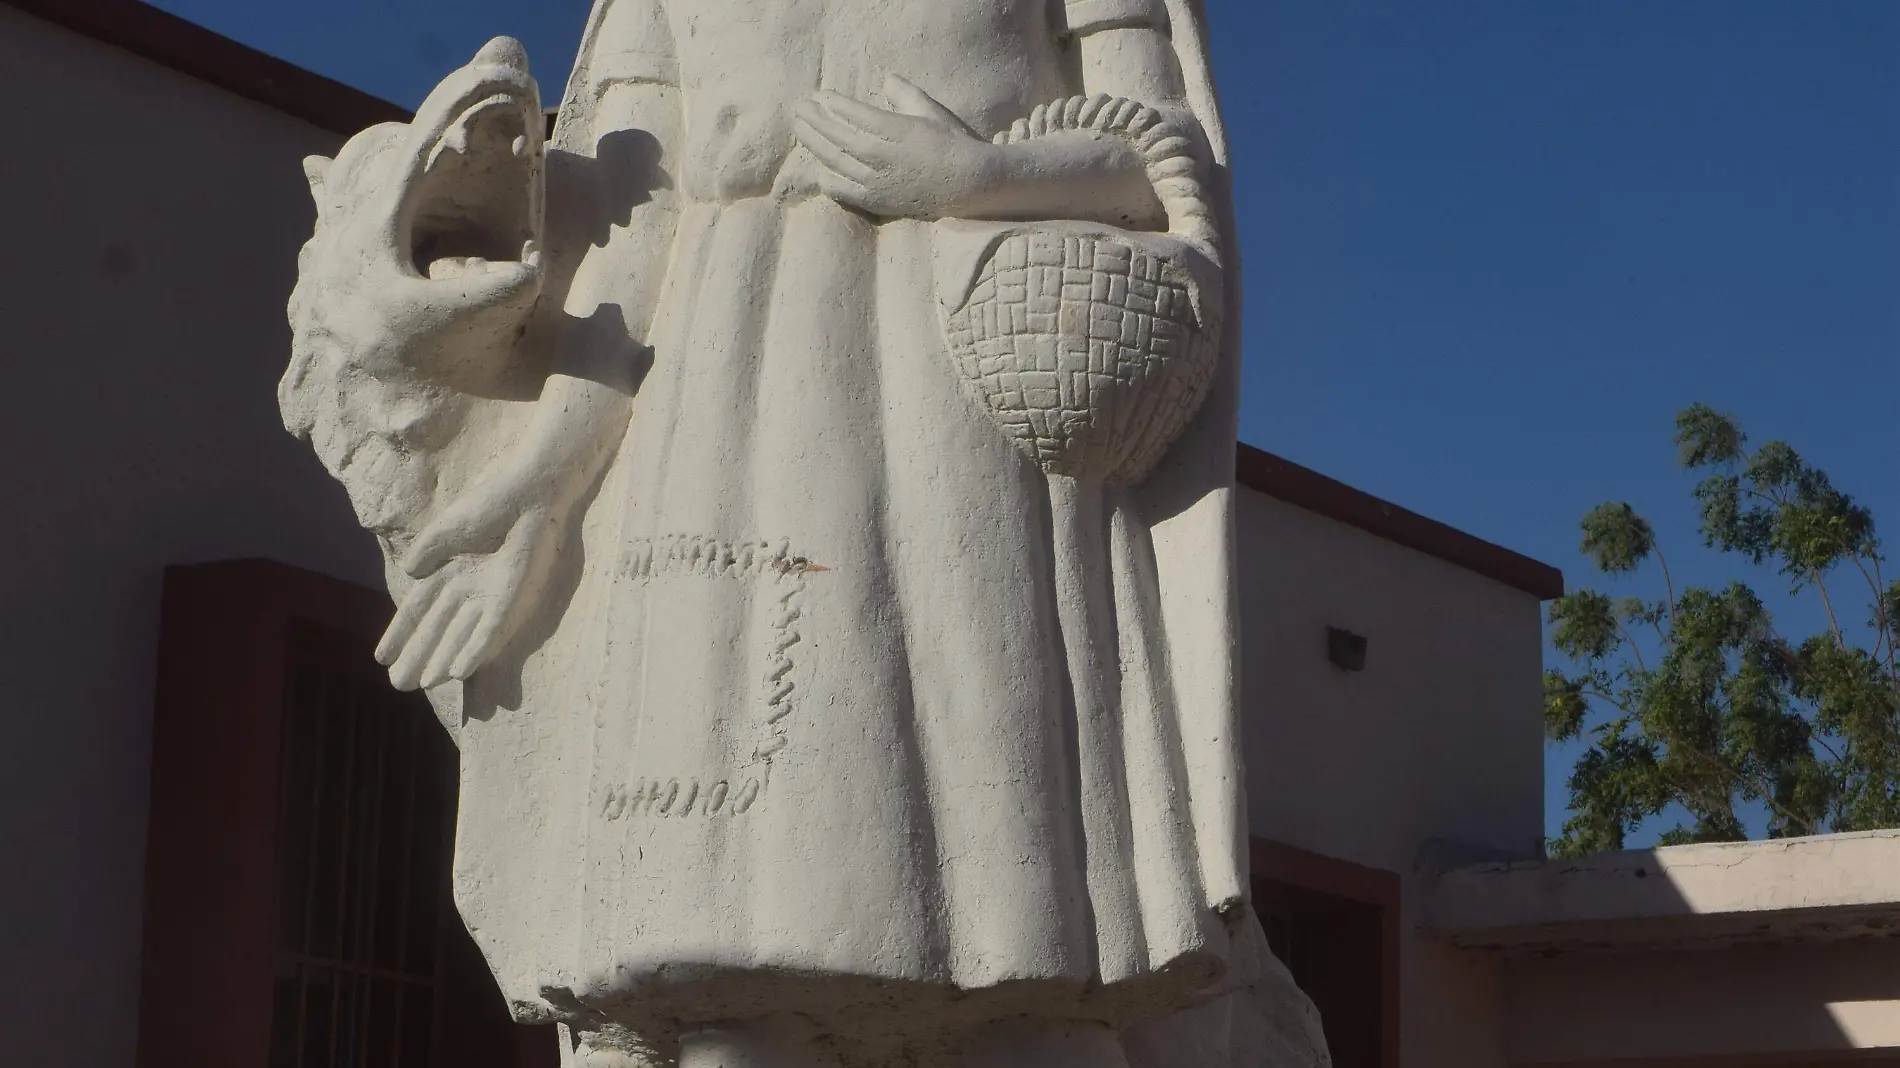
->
[939, 95, 1222, 485]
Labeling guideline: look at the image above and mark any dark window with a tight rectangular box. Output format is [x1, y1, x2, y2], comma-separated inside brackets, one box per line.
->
[1252, 839, 1401, 1068]
[269, 627, 458, 1068]
[1257, 878, 1386, 1068]
[137, 561, 557, 1068]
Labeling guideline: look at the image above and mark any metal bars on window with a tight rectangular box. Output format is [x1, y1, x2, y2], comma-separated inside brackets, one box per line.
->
[269, 642, 457, 1068]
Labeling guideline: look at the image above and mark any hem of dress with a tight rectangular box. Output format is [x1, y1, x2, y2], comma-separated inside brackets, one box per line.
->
[540, 946, 1228, 1041]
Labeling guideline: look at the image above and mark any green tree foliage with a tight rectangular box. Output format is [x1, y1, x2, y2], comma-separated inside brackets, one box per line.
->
[1546, 405, 1899, 857]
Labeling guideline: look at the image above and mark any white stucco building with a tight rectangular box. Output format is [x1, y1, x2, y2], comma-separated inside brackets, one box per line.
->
[2, 2, 1894, 1067]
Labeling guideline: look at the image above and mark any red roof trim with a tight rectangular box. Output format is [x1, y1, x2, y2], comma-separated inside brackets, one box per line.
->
[4, 0, 407, 136]
[1238, 444, 1565, 600]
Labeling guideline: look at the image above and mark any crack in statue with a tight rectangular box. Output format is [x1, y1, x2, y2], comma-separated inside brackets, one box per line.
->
[281, 0, 1332, 1064]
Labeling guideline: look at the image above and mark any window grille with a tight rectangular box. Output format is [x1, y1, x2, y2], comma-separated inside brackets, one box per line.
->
[268, 640, 458, 1068]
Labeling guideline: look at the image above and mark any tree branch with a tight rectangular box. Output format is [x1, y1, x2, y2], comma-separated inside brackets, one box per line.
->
[1654, 543, 1680, 628]
[1851, 554, 1898, 682]
[1581, 687, 1631, 716]
[1680, 741, 1817, 837]
[1585, 687, 1820, 837]
[1613, 618, 1651, 675]
[1812, 570, 1847, 651]
[1811, 730, 1846, 765]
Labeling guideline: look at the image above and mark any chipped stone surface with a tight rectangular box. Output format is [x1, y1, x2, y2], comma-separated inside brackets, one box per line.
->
[280, 1, 1329, 1065]
[1428, 830, 1900, 955]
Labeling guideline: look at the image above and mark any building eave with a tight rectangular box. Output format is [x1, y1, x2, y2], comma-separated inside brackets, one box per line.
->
[1426, 830, 1900, 955]
[1237, 444, 1565, 600]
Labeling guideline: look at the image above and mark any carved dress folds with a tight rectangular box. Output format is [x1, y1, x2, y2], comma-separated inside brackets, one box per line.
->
[448, 0, 1249, 1032]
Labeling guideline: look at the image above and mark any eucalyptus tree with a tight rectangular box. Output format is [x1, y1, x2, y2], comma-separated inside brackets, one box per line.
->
[1546, 405, 1899, 856]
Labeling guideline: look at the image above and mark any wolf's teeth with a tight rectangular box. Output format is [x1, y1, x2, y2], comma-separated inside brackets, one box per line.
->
[424, 126, 469, 173]
[512, 134, 529, 158]
[428, 257, 468, 280]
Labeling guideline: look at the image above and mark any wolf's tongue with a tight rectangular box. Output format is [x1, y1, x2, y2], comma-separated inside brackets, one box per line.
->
[428, 257, 490, 281]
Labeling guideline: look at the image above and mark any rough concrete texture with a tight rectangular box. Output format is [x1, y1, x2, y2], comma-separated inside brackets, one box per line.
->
[1429, 830, 1900, 953]
[281, 1, 1329, 1065]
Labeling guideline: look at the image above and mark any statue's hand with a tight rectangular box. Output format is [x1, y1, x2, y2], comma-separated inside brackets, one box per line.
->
[375, 500, 562, 692]
[786, 75, 1003, 220]
[295, 36, 547, 385]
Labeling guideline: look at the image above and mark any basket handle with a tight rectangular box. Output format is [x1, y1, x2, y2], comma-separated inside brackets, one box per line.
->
[993, 95, 1220, 256]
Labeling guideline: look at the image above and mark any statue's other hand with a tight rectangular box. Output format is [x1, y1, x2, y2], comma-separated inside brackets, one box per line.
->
[376, 506, 561, 691]
[398, 462, 545, 579]
[788, 75, 1001, 220]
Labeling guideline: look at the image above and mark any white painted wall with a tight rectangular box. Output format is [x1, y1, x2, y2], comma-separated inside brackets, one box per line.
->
[0, 10, 382, 1067]
[1235, 487, 1549, 1067]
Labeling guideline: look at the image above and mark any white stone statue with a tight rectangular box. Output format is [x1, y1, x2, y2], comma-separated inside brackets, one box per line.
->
[281, 1, 1330, 1064]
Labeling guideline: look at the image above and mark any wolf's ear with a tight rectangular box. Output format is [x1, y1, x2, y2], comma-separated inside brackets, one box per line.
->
[302, 155, 332, 200]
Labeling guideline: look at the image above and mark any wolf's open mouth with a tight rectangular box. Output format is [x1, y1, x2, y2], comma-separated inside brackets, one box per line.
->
[402, 73, 544, 281]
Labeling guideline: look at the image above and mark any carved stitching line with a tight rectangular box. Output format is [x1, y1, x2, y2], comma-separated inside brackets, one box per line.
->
[623, 533, 819, 583]
[756, 564, 806, 761]
[601, 774, 762, 821]
[620, 535, 826, 798]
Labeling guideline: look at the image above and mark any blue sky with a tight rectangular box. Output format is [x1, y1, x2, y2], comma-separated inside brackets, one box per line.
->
[148, 0, 1897, 845]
